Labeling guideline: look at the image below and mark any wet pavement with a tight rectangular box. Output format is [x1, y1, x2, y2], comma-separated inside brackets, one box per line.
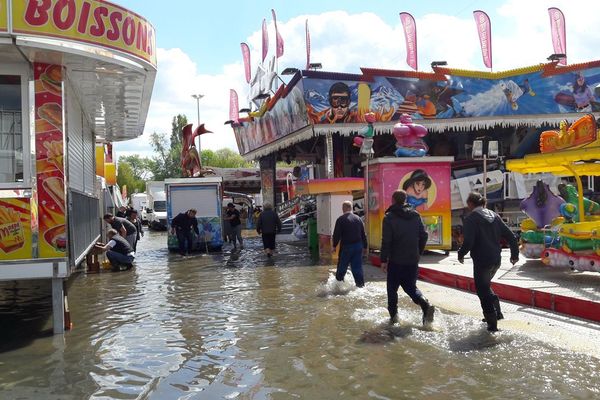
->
[1, 230, 600, 399]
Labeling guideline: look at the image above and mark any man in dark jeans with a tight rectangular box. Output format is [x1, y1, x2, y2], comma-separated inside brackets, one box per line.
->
[458, 192, 519, 332]
[380, 190, 434, 326]
[332, 200, 368, 287]
[104, 213, 137, 249]
[95, 229, 135, 271]
[171, 209, 199, 256]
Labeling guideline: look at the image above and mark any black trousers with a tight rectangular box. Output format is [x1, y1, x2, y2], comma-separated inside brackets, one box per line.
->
[473, 264, 501, 314]
[262, 233, 276, 250]
[387, 262, 425, 317]
[176, 230, 193, 254]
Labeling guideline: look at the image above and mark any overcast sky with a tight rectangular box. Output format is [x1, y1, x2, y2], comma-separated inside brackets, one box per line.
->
[112, 0, 600, 159]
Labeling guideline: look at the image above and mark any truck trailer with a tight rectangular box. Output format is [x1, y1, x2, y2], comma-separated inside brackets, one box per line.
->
[165, 177, 224, 252]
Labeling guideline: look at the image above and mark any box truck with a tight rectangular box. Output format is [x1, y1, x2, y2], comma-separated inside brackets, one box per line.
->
[146, 181, 167, 230]
[165, 177, 224, 252]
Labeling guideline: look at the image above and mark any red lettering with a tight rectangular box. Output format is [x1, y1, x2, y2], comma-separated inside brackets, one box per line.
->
[147, 29, 154, 55]
[77, 1, 91, 34]
[136, 23, 147, 52]
[106, 11, 122, 41]
[122, 17, 135, 46]
[25, 0, 52, 26]
[89, 6, 108, 37]
[53, 0, 76, 31]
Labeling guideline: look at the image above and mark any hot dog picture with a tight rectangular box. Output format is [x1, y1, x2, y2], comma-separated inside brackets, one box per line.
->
[38, 103, 63, 130]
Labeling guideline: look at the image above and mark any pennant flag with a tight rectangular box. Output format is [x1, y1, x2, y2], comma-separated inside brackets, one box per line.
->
[272, 9, 284, 58]
[399, 12, 418, 71]
[262, 18, 268, 62]
[548, 7, 567, 65]
[229, 89, 239, 124]
[305, 19, 311, 70]
[473, 10, 492, 69]
[240, 42, 251, 83]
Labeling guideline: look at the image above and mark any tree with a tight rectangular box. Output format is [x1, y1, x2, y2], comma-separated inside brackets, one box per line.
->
[117, 160, 146, 194]
[147, 115, 189, 180]
[202, 148, 252, 168]
[119, 154, 152, 181]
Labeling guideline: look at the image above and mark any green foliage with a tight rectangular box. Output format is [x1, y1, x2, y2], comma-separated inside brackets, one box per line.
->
[117, 161, 146, 194]
[202, 148, 252, 168]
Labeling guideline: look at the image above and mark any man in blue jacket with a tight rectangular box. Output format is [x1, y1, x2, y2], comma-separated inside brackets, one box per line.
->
[380, 190, 434, 326]
[458, 192, 519, 332]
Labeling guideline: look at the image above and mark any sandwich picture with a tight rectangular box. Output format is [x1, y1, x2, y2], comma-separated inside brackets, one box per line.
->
[40, 65, 62, 96]
[38, 102, 63, 130]
[42, 176, 65, 213]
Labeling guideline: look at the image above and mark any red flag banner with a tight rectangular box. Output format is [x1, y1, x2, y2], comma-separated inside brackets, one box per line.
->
[241, 42, 251, 83]
[272, 9, 284, 58]
[230, 89, 239, 124]
[262, 19, 268, 63]
[305, 19, 311, 70]
[473, 10, 492, 69]
[399, 12, 418, 71]
[548, 7, 567, 65]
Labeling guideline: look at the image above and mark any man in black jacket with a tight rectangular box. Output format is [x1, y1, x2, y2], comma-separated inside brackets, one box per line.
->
[380, 190, 434, 325]
[256, 202, 282, 257]
[171, 209, 199, 256]
[458, 192, 519, 332]
[104, 213, 137, 249]
[332, 201, 368, 287]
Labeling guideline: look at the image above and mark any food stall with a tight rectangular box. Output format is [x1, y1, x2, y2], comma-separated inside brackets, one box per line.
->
[0, 0, 156, 334]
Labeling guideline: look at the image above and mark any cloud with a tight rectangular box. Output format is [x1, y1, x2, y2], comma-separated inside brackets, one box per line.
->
[116, 4, 600, 160]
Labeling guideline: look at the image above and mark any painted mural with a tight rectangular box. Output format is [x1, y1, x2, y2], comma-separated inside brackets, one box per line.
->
[368, 160, 452, 250]
[0, 198, 32, 260]
[34, 62, 67, 258]
[303, 67, 600, 123]
[234, 83, 309, 155]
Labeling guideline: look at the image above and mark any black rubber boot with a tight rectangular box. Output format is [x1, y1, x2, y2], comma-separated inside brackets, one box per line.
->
[482, 298, 504, 322]
[419, 298, 435, 325]
[483, 312, 498, 332]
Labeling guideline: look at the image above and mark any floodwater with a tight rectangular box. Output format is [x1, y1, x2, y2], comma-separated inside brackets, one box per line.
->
[1, 231, 600, 399]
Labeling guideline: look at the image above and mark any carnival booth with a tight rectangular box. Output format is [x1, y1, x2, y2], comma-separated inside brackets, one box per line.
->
[0, 0, 156, 333]
[365, 157, 453, 256]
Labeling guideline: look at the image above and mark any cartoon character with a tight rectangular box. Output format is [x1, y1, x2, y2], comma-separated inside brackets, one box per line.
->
[393, 114, 428, 157]
[402, 169, 431, 210]
[315, 82, 357, 123]
[519, 180, 565, 228]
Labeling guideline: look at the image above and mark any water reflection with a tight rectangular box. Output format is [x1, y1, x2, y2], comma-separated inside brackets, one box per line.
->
[0, 230, 599, 399]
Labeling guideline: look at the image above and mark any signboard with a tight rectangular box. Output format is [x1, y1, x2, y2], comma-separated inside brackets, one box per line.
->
[233, 83, 309, 155]
[367, 158, 452, 251]
[304, 67, 600, 125]
[11, 0, 157, 67]
[0, 0, 8, 33]
[34, 62, 67, 258]
[0, 198, 32, 260]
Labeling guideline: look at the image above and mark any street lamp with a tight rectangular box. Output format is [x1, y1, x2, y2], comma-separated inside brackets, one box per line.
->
[472, 138, 499, 199]
[191, 93, 204, 151]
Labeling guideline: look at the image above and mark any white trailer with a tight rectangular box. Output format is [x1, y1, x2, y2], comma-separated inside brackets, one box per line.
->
[165, 177, 224, 252]
[146, 181, 167, 230]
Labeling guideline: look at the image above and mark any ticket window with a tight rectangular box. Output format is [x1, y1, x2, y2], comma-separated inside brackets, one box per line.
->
[0, 68, 29, 187]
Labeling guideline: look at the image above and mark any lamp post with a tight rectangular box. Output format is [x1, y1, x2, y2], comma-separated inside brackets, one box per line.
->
[472, 138, 499, 199]
[191, 94, 204, 151]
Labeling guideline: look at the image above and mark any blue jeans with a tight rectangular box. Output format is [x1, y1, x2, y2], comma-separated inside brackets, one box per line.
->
[230, 225, 243, 247]
[386, 262, 425, 317]
[473, 264, 501, 314]
[335, 242, 364, 287]
[106, 250, 134, 266]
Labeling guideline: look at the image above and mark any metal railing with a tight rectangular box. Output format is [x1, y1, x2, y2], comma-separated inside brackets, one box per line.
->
[68, 190, 100, 268]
